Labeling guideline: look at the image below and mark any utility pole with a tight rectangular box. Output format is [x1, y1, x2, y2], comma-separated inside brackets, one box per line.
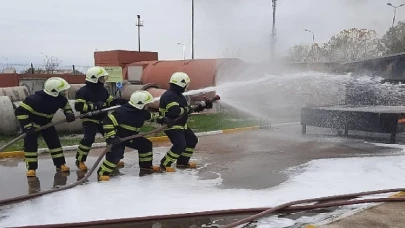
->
[304, 29, 315, 43]
[191, 0, 195, 59]
[136, 14, 144, 52]
[270, 0, 277, 60]
[387, 3, 404, 28]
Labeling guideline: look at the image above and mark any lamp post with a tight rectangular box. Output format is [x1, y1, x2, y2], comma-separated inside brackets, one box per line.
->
[387, 3, 404, 27]
[136, 14, 144, 51]
[191, 0, 195, 59]
[177, 43, 186, 60]
[304, 29, 315, 43]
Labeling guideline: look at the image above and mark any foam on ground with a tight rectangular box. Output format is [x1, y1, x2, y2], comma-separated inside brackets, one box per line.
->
[1, 143, 405, 227]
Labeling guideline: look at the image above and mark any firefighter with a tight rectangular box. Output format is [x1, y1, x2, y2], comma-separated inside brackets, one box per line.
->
[97, 90, 171, 181]
[74, 66, 127, 171]
[15, 77, 75, 177]
[158, 72, 213, 172]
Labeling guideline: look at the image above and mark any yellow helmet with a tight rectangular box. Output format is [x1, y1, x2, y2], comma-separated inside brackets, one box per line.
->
[169, 72, 190, 89]
[129, 90, 154, 109]
[43, 77, 71, 97]
[85, 66, 109, 83]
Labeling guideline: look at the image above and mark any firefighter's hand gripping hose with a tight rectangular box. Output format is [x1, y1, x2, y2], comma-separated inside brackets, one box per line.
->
[0, 120, 168, 207]
[0, 105, 121, 152]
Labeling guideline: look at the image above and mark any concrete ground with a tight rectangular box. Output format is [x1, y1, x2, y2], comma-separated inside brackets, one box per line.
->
[2, 122, 405, 227]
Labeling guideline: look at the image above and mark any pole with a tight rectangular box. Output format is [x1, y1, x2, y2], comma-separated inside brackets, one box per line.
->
[270, 0, 277, 60]
[392, 8, 396, 28]
[387, 3, 404, 28]
[191, 0, 195, 59]
[304, 29, 315, 43]
[136, 15, 144, 51]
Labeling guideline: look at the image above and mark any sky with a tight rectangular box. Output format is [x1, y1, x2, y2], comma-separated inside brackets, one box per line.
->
[0, 0, 404, 66]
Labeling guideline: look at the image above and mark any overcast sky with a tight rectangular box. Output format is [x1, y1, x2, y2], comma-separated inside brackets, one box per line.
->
[0, 0, 404, 66]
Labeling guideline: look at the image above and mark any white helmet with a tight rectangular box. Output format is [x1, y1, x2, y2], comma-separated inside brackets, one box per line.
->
[85, 66, 109, 83]
[129, 90, 154, 109]
[43, 77, 71, 97]
[169, 72, 190, 89]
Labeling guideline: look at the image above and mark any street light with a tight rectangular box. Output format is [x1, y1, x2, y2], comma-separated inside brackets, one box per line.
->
[304, 29, 315, 43]
[177, 42, 186, 60]
[387, 3, 405, 27]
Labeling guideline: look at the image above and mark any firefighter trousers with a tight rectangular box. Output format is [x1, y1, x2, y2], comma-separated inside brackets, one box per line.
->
[97, 136, 154, 176]
[24, 126, 66, 170]
[75, 121, 104, 162]
[160, 127, 198, 167]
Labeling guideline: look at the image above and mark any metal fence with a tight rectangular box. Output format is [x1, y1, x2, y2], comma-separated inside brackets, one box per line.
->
[0, 62, 93, 75]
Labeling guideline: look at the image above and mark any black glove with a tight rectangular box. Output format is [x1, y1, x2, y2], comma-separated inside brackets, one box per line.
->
[110, 98, 127, 106]
[193, 103, 205, 112]
[24, 126, 36, 135]
[65, 113, 75, 123]
[106, 136, 121, 145]
[162, 117, 176, 128]
[93, 101, 105, 110]
[203, 97, 213, 109]
[185, 106, 194, 114]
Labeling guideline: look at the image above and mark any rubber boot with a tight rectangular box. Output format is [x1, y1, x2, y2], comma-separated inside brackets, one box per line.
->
[26, 170, 36, 177]
[98, 175, 110, 181]
[56, 164, 70, 172]
[159, 165, 176, 172]
[176, 161, 197, 169]
[117, 161, 125, 167]
[75, 160, 88, 171]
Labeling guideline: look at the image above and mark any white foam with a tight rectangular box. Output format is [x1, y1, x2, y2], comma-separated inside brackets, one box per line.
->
[1, 147, 405, 227]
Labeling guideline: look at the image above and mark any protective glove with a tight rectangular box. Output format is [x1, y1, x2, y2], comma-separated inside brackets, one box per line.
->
[162, 117, 176, 128]
[110, 98, 127, 106]
[24, 126, 36, 135]
[93, 101, 105, 110]
[106, 136, 121, 145]
[65, 113, 75, 123]
[203, 97, 213, 109]
[193, 103, 205, 113]
[185, 106, 194, 114]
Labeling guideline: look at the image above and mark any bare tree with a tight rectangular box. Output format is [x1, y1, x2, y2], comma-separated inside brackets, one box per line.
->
[43, 56, 62, 74]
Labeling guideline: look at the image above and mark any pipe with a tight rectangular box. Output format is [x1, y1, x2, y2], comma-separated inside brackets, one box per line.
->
[0, 86, 29, 102]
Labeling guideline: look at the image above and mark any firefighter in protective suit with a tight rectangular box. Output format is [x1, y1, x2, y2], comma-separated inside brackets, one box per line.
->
[74, 66, 127, 171]
[158, 72, 213, 172]
[15, 77, 75, 177]
[97, 90, 171, 181]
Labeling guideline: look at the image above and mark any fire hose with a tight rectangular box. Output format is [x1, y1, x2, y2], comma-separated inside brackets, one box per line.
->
[0, 105, 121, 152]
[8, 188, 405, 228]
[0, 95, 221, 207]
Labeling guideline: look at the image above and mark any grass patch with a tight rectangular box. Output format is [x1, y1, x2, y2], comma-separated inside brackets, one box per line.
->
[0, 113, 260, 152]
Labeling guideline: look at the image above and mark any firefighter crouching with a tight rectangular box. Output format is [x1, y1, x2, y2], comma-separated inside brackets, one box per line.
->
[74, 66, 127, 172]
[158, 72, 213, 172]
[15, 77, 76, 177]
[97, 90, 173, 181]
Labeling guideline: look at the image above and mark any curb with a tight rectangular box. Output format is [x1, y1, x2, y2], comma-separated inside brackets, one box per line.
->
[303, 191, 405, 227]
[0, 125, 261, 159]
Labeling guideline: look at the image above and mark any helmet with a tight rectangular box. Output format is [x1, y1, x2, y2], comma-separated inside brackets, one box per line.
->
[85, 66, 109, 83]
[169, 72, 190, 89]
[43, 77, 71, 97]
[129, 90, 154, 109]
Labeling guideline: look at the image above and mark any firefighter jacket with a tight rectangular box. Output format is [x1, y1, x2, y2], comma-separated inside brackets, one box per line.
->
[15, 90, 73, 129]
[74, 81, 113, 123]
[103, 103, 162, 139]
[158, 85, 190, 129]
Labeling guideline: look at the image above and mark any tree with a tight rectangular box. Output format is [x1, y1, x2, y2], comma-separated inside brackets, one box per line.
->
[324, 28, 382, 62]
[43, 56, 62, 74]
[287, 43, 328, 62]
[380, 21, 405, 55]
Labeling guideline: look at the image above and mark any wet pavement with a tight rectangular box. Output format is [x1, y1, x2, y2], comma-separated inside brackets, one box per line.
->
[2, 122, 405, 227]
